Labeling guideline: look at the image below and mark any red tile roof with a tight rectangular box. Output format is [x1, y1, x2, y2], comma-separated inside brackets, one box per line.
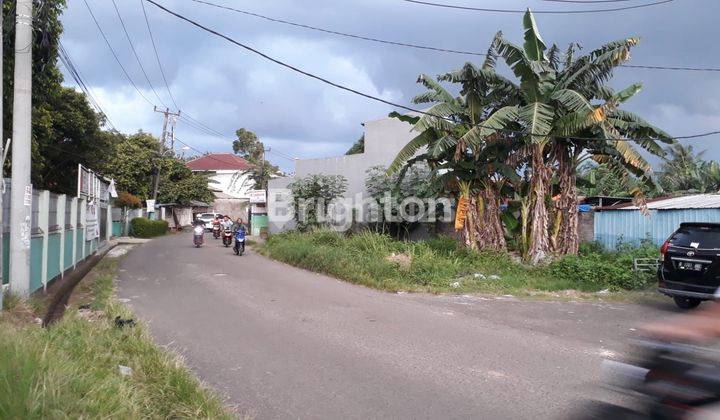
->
[186, 153, 252, 171]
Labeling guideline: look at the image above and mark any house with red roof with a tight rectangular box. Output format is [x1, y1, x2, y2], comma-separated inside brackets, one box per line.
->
[186, 153, 254, 218]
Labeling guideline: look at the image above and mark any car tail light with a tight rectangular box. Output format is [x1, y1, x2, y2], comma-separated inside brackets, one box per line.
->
[660, 240, 670, 261]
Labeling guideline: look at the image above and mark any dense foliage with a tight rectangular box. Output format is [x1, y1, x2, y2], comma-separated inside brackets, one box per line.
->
[658, 144, 720, 194]
[345, 135, 364, 155]
[259, 230, 655, 293]
[388, 10, 670, 263]
[364, 164, 438, 237]
[2, 0, 121, 194]
[232, 127, 281, 189]
[97, 132, 213, 205]
[129, 217, 169, 238]
[288, 174, 347, 231]
[114, 191, 141, 209]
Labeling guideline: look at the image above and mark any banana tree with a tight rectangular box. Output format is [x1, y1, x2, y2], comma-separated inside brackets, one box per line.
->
[460, 10, 671, 261]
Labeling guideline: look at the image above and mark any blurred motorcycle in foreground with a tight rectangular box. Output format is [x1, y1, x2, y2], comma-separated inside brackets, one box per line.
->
[576, 339, 720, 419]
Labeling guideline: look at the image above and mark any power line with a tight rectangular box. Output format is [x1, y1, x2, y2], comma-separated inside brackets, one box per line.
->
[543, 0, 638, 3]
[58, 42, 119, 131]
[82, 0, 155, 107]
[111, 0, 171, 109]
[139, 0, 180, 111]
[145, 0, 720, 143]
[398, 0, 674, 14]
[189, 0, 720, 73]
[189, 0, 484, 57]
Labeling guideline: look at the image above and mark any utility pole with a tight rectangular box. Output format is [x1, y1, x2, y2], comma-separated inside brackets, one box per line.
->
[151, 106, 180, 201]
[9, 0, 33, 297]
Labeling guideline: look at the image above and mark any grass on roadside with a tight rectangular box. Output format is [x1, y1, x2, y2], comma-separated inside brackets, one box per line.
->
[0, 256, 232, 419]
[256, 230, 658, 296]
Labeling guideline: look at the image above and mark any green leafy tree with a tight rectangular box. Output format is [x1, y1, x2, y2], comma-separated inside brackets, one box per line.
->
[388, 10, 670, 262]
[2, 0, 119, 194]
[659, 144, 720, 194]
[101, 132, 213, 205]
[345, 135, 364, 155]
[365, 164, 437, 238]
[289, 174, 347, 232]
[232, 127, 280, 189]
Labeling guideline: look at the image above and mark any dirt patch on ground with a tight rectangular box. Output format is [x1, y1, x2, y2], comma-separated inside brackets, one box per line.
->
[385, 252, 412, 269]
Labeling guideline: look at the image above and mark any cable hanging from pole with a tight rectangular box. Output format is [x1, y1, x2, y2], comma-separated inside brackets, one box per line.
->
[145, 0, 720, 143]
[188, 0, 720, 73]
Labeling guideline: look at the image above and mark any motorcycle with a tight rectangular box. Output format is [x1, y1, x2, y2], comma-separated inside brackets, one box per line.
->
[193, 225, 204, 247]
[212, 223, 221, 239]
[575, 339, 720, 419]
[234, 228, 246, 256]
[222, 227, 233, 247]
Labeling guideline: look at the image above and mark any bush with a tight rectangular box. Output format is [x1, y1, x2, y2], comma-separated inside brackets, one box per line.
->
[115, 191, 142, 209]
[130, 218, 168, 238]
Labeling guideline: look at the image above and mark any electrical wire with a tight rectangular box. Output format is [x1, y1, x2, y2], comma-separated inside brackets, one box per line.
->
[58, 42, 119, 131]
[543, 0, 639, 3]
[111, 0, 171, 109]
[188, 0, 720, 73]
[82, 0, 155, 107]
[139, 0, 180, 111]
[146, 0, 720, 143]
[189, 0, 484, 57]
[398, 0, 674, 14]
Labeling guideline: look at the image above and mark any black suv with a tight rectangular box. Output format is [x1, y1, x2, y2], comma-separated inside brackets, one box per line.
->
[658, 222, 720, 309]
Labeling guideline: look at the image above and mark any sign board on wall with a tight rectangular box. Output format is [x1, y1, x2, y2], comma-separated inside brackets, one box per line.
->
[248, 189, 266, 204]
[85, 201, 99, 241]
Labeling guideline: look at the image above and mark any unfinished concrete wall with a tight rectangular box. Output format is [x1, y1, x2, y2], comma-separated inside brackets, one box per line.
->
[268, 116, 418, 233]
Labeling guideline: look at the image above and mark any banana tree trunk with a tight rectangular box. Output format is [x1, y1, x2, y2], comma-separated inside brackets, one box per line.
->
[528, 144, 550, 264]
[461, 195, 480, 251]
[476, 186, 506, 252]
[553, 147, 579, 255]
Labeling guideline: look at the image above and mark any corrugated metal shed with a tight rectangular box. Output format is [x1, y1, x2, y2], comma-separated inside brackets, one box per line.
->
[609, 194, 720, 210]
[594, 195, 720, 249]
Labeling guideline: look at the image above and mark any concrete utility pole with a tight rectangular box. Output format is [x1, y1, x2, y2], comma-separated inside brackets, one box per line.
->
[9, 0, 33, 297]
[151, 106, 180, 201]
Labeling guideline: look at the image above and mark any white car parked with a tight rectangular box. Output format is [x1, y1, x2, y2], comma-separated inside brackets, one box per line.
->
[196, 212, 222, 231]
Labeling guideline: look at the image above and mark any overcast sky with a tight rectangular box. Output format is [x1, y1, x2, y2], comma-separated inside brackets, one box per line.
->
[60, 0, 720, 171]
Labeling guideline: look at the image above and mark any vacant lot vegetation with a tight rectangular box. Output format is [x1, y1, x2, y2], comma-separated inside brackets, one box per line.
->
[0, 257, 231, 419]
[257, 230, 658, 295]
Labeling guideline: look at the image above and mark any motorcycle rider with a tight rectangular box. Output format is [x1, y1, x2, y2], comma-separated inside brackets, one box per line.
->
[232, 217, 246, 233]
[221, 215, 233, 230]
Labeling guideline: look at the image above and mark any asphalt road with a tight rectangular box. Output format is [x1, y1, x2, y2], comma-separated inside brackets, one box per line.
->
[117, 232, 678, 419]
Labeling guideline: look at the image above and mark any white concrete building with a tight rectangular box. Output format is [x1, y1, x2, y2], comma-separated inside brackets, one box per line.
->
[267, 114, 418, 233]
[186, 153, 253, 219]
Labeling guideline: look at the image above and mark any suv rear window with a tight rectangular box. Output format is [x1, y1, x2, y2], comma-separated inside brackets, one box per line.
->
[199, 213, 216, 218]
[670, 225, 720, 249]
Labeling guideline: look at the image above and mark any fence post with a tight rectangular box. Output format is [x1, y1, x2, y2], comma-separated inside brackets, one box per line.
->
[106, 204, 112, 241]
[79, 198, 86, 260]
[70, 197, 78, 268]
[57, 194, 65, 277]
[38, 190, 50, 291]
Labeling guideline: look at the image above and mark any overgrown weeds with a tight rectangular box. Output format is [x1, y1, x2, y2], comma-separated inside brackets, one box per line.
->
[0, 251, 231, 419]
[257, 230, 657, 295]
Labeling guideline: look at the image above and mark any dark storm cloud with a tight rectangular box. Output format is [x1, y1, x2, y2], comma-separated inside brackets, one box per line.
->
[60, 0, 720, 170]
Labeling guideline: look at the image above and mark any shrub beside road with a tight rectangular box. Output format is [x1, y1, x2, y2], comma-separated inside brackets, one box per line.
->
[257, 230, 658, 295]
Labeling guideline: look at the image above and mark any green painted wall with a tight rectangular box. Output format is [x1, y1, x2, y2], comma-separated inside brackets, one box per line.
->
[112, 221, 122, 237]
[30, 237, 43, 292]
[251, 215, 269, 236]
[64, 230, 74, 270]
[76, 228, 84, 262]
[47, 233, 62, 280]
